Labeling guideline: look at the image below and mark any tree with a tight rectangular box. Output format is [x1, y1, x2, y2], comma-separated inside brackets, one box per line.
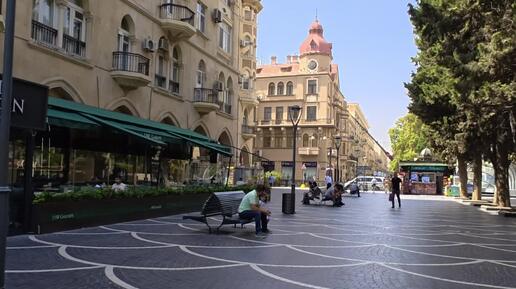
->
[407, 0, 515, 205]
[388, 114, 430, 171]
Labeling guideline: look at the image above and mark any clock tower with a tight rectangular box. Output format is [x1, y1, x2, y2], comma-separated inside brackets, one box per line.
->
[299, 20, 333, 74]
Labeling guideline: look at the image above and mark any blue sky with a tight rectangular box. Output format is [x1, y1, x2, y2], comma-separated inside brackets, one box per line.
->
[257, 0, 418, 152]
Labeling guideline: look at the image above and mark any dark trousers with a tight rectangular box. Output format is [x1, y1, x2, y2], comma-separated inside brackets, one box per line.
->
[239, 210, 268, 233]
[392, 191, 401, 207]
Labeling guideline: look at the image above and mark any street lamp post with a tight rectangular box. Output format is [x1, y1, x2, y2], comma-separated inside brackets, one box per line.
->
[0, 0, 17, 287]
[284, 105, 301, 214]
[334, 135, 342, 183]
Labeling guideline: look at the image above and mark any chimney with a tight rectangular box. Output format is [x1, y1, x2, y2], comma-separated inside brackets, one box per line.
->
[286, 55, 292, 64]
[271, 56, 277, 65]
[292, 55, 299, 63]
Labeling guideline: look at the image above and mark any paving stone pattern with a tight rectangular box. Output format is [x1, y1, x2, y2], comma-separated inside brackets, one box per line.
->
[6, 189, 516, 289]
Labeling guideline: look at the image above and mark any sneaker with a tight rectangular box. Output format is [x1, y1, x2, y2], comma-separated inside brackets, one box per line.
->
[255, 232, 267, 238]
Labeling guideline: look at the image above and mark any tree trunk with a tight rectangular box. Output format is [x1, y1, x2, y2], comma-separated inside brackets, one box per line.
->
[492, 142, 511, 208]
[472, 154, 482, 201]
[457, 155, 469, 199]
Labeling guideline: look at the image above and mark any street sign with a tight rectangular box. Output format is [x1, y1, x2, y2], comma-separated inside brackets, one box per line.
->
[1, 76, 48, 131]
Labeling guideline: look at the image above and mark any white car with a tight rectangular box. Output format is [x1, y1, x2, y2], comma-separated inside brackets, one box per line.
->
[344, 176, 384, 191]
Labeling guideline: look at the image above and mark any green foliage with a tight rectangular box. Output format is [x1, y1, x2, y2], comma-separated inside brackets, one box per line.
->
[33, 184, 255, 204]
[265, 171, 282, 185]
[388, 114, 431, 171]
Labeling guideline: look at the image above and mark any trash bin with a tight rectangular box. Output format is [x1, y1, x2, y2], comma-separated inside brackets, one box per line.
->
[282, 193, 295, 214]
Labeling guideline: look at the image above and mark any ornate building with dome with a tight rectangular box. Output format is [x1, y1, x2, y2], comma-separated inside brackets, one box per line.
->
[254, 20, 390, 183]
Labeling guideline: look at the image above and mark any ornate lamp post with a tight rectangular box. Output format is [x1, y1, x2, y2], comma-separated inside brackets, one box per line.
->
[334, 135, 342, 183]
[283, 105, 301, 214]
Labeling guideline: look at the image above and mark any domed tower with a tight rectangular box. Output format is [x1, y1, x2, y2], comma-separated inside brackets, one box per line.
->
[298, 20, 333, 74]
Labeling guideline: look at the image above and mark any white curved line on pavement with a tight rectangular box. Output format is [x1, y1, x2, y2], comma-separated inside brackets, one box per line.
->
[105, 266, 139, 289]
[7, 245, 57, 250]
[7, 266, 103, 273]
[379, 263, 516, 289]
[133, 233, 280, 249]
[250, 264, 330, 289]
[29, 235, 173, 250]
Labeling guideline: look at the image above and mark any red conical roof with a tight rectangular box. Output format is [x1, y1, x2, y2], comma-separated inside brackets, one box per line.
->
[300, 20, 332, 56]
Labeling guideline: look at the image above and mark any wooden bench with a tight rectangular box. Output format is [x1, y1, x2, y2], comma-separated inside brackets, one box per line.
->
[182, 191, 254, 233]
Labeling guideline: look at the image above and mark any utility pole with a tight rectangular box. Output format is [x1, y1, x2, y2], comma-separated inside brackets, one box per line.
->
[0, 0, 17, 287]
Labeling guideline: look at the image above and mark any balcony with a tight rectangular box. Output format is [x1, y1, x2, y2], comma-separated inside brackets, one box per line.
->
[169, 80, 180, 95]
[193, 88, 219, 114]
[242, 125, 256, 140]
[159, 4, 196, 39]
[62, 34, 86, 57]
[31, 20, 57, 47]
[239, 94, 259, 108]
[299, 147, 320, 156]
[111, 52, 151, 89]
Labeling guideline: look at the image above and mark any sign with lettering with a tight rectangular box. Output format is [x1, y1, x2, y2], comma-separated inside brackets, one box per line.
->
[1, 76, 49, 130]
[303, 162, 317, 168]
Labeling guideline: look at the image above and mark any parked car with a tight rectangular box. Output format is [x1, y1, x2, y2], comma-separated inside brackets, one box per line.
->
[344, 176, 384, 191]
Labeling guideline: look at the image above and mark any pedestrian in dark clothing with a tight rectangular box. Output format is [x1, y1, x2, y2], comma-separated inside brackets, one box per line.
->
[391, 175, 402, 208]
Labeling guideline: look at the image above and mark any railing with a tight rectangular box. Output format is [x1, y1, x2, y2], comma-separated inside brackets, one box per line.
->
[275, 119, 283, 124]
[155, 74, 167, 88]
[31, 20, 57, 46]
[112, 52, 150, 75]
[193, 88, 217, 103]
[169, 80, 180, 94]
[159, 4, 195, 26]
[63, 34, 86, 57]
[261, 120, 271, 125]
[242, 125, 256, 135]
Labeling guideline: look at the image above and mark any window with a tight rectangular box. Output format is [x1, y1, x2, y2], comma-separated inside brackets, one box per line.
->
[63, 2, 85, 41]
[275, 107, 283, 124]
[219, 22, 232, 53]
[312, 134, 318, 147]
[307, 79, 317, 95]
[285, 128, 294, 148]
[277, 82, 284, 95]
[244, 9, 253, 21]
[287, 106, 300, 121]
[303, 134, 309, 147]
[307, 106, 317, 121]
[263, 131, 271, 148]
[196, 60, 206, 88]
[274, 132, 282, 148]
[32, 0, 55, 26]
[155, 53, 167, 88]
[286, 82, 294, 95]
[264, 107, 272, 121]
[310, 40, 317, 50]
[268, 83, 275, 96]
[169, 47, 180, 94]
[196, 2, 206, 33]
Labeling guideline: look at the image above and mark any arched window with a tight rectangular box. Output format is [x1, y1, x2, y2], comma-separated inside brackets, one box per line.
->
[310, 40, 317, 50]
[311, 134, 318, 147]
[155, 38, 168, 89]
[268, 83, 275, 96]
[286, 81, 294, 95]
[118, 15, 134, 52]
[224, 77, 233, 114]
[196, 60, 206, 88]
[277, 82, 284, 95]
[303, 134, 309, 147]
[170, 46, 181, 94]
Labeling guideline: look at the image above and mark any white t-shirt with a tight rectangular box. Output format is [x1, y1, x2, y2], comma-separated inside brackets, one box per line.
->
[112, 183, 127, 192]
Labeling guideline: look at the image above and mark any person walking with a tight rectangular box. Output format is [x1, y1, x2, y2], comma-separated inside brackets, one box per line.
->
[325, 174, 333, 190]
[238, 184, 271, 237]
[391, 174, 402, 208]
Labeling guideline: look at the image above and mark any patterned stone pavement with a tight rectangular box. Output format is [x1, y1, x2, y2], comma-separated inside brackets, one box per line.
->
[6, 189, 516, 289]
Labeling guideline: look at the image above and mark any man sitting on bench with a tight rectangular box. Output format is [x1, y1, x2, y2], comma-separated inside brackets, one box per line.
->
[238, 184, 271, 237]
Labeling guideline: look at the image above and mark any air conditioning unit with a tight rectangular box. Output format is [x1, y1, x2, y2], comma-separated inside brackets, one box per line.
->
[212, 9, 223, 23]
[142, 38, 155, 52]
[158, 38, 169, 51]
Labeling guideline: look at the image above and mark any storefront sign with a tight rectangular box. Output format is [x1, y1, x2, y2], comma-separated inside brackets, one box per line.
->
[261, 161, 275, 172]
[281, 161, 294, 167]
[1, 76, 49, 130]
[303, 162, 317, 168]
[409, 166, 447, 172]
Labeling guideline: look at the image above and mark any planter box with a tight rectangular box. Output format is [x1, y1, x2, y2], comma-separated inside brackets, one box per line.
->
[31, 193, 210, 234]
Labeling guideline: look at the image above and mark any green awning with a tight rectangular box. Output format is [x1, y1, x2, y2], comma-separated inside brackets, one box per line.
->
[47, 108, 99, 130]
[80, 113, 166, 146]
[47, 97, 232, 156]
